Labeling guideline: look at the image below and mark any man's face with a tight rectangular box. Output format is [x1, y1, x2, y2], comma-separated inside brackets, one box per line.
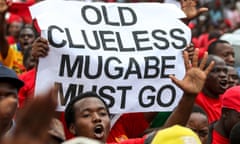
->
[18, 28, 36, 52]
[186, 113, 209, 144]
[205, 58, 228, 97]
[214, 43, 235, 66]
[70, 97, 110, 142]
[8, 22, 23, 39]
[227, 66, 239, 88]
[0, 82, 18, 123]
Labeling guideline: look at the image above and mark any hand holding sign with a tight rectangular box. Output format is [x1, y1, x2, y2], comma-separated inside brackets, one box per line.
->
[169, 49, 214, 96]
[32, 37, 49, 59]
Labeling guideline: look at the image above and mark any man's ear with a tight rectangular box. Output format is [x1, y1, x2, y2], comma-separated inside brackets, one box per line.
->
[69, 124, 76, 135]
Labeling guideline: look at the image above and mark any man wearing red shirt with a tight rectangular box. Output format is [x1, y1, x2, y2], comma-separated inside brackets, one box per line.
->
[207, 86, 240, 144]
[195, 55, 228, 123]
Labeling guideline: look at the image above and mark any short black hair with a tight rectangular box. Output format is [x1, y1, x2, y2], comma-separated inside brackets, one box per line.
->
[0, 64, 24, 90]
[19, 24, 39, 38]
[208, 40, 230, 55]
[64, 91, 110, 128]
[192, 104, 207, 117]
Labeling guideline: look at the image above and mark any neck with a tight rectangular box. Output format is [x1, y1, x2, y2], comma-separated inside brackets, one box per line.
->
[202, 88, 219, 99]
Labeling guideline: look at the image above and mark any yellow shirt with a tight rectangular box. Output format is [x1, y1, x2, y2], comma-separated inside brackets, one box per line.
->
[0, 44, 25, 74]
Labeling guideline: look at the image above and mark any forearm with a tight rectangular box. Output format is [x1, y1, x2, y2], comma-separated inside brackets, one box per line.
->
[0, 12, 9, 59]
[162, 93, 196, 128]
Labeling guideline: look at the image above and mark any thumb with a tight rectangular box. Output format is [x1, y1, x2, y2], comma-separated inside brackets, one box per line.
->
[169, 75, 182, 88]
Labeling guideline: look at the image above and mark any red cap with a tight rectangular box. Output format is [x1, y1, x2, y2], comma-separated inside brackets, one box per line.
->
[7, 13, 23, 24]
[222, 86, 240, 112]
[8, 2, 34, 24]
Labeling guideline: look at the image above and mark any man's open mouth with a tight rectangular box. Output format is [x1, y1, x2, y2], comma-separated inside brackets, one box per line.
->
[94, 124, 104, 139]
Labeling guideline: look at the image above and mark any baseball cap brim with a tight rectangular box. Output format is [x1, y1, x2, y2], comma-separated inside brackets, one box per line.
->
[0, 77, 24, 89]
[0, 64, 24, 89]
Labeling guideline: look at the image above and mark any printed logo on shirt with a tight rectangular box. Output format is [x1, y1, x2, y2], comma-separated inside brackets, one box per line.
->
[115, 135, 128, 142]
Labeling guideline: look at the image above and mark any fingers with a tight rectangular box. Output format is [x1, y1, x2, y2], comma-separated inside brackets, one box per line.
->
[183, 51, 190, 71]
[204, 61, 215, 75]
[184, 43, 194, 61]
[184, 43, 194, 52]
[199, 51, 208, 70]
[192, 48, 199, 67]
[39, 37, 49, 44]
[198, 51, 214, 75]
[169, 74, 182, 88]
[32, 37, 49, 59]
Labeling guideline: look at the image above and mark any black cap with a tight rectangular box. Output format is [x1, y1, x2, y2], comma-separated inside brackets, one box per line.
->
[0, 64, 24, 89]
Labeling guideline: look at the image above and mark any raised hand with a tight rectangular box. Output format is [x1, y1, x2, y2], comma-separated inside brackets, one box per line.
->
[0, 0, 12, 14]
[180, 0, 208, 20]
[169, 49, 214, 96]
[184, 43, 195, 61]
[1, 88, 58, 144]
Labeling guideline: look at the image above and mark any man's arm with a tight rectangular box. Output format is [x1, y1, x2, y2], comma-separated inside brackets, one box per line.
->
[0, 0, 10, 59]
[163, 49, 214, 128]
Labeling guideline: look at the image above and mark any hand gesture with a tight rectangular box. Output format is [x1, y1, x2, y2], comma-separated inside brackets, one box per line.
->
[169, 49, 214, 96]
[1, 88, 58, 144]
[183, 43, 194, 61]
[0, 0, 11, 14]
[31, 37, 49, 59]
[180, 0, 208, 20]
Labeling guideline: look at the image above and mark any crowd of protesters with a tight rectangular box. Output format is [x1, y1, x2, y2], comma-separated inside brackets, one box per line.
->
[0, 0, 240, 144]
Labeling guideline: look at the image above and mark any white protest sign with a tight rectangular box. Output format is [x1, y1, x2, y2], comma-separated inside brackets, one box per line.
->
[30, 0, 191, 113]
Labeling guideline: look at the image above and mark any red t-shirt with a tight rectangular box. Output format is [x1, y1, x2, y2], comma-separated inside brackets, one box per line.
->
[107, 113, 149, 143]
[197, 33, 209, 48]
[18, 68, 36, 108]
[212, 129, 229, 144]
[195, 92, 222, 123]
